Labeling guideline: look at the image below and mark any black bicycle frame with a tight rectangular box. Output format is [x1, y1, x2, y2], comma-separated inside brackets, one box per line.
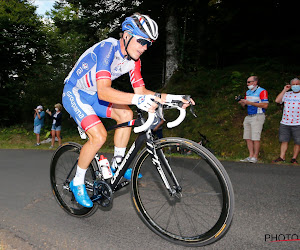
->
[90, 109, 181, 194]
[109, 132, 146, 191]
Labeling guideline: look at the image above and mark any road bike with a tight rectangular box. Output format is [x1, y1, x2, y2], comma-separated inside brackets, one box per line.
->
[50, 98, 234, 247]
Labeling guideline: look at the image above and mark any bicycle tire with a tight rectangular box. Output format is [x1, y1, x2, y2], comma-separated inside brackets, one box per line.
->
[131, 137, 234, 247]
[50, 142, 98, 217]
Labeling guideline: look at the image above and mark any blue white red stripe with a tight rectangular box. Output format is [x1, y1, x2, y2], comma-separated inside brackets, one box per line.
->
[128, 120, 135, 126]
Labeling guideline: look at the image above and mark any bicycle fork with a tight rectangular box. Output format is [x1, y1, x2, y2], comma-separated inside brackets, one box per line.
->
[146, 132, 182, 197]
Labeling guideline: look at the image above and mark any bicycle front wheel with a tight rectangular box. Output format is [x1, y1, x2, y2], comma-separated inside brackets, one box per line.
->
[132, 137, 234, 247]
[50, 142, 98, 217]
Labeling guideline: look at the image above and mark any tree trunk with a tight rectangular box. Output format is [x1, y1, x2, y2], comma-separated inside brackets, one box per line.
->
[164, 9, 178, 88]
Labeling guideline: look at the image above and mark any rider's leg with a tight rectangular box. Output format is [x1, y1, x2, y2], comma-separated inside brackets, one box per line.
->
[110, 104, 133, 166]
[110, 104, 141, 179]
[77, 122, 107, 170]
[71, 123, 107, 208]
[110, 104, 133, 148]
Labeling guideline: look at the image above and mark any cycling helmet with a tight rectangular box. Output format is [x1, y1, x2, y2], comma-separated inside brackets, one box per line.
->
[122, 13, 158, 41]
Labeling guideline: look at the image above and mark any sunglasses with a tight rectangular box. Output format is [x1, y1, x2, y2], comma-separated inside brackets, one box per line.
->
[247, 81, 255, 83]
[128, 33, 153, 47]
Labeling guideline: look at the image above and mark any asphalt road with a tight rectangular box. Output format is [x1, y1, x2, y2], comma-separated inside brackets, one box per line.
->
[0, 149, 299, 250]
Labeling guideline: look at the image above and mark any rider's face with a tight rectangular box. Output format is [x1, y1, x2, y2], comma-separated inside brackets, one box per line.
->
[125, 34, 149, 60]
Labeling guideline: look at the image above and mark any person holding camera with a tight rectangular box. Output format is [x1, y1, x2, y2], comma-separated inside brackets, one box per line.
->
[33, 105, 45, 146]
[46, 103, 63, 148]
[238, 76, 269, 163]
[272, 78, 300, 164]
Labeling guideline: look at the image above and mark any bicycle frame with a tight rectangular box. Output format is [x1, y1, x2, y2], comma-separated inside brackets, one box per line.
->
[90, 110, 181, 195]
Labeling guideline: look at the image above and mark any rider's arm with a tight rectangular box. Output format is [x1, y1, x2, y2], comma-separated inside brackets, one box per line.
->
[97, 78, 135, 104]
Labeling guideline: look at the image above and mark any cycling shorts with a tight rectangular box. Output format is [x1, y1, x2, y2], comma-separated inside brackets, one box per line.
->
[62, 83, 112, 131]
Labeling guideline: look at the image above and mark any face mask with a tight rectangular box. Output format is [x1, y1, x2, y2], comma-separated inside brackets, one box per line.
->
[291, 85, 300, 93]
[55, 108, 59, 111]
[248, 85, 255, 90]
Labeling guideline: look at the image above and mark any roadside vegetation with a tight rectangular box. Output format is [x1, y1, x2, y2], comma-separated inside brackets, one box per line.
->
[1, 64, 299, 164]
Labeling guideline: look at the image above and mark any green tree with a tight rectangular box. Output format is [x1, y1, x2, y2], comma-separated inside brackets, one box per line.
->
[0, 0, 46, 124]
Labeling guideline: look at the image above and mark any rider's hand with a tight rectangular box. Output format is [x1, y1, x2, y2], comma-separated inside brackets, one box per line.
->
[164, 94, 195, 109]
[132, 94, 159, 113]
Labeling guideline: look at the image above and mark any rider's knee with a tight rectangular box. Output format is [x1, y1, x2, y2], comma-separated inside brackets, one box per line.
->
[118, 108, 133, 122]
[87, 128, 107, 148]
[111, 106, 133, 123]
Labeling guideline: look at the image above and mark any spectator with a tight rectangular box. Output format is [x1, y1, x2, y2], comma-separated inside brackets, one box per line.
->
[46, 103, 62, 148]
[33, 105, 45, 146]
[150, 115, 164, 139]
[272, 78, 300, 164]
[238, 76, 269, 163]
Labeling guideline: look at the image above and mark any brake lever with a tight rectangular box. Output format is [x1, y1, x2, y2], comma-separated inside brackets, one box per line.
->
[181, 95, 197, 118]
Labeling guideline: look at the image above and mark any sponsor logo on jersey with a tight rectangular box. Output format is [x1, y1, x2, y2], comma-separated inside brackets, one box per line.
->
[66, 91, 84, 119]
[82, 62, 88, 70]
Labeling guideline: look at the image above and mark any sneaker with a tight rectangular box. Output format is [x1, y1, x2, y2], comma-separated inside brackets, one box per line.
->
[34, 143, 41, 146]
[49, 145, 53, 149]
[249, 157, 257, 163]
[240, 157, 251, 162]
[272, 157, 285, 163]
[291, 158, 298, 164]
[69, 180, 93, 208]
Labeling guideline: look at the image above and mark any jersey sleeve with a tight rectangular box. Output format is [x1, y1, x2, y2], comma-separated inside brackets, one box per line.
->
[260, 90, 268, 102]
[94, 42, 115, 81]
[129, 59, 145, 88]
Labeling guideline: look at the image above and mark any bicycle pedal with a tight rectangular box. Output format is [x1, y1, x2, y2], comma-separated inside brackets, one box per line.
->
[114, 181, 130, 192]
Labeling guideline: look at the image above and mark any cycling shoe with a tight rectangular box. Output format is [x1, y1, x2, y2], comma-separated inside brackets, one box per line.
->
[69, 180, 93, 208]
[123, 168, 142, 180]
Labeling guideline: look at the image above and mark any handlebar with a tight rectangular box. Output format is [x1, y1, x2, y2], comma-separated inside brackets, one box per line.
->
[133, 96, 196, 133]
[166, 107, 186, 128]
[134, 112, 155, 133]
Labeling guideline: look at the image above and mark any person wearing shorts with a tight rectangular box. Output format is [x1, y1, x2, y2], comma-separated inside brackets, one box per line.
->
[46, 103, 63, 148]
[61, 13, 194, 208]
[238, 76, 268, 163]
[272, 78, 300, 164]
[33, 105, 45, 146]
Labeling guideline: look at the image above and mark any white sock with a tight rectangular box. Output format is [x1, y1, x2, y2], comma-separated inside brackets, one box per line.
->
[112, 147, 126, 170]
[73, 165, 87, 186]
[114, 146, 126, 162]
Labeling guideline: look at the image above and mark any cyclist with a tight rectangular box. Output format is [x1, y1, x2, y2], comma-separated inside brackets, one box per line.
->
[62, 13, 194, 208]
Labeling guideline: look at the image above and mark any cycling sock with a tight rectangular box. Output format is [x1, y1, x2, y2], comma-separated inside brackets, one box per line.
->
[114, 146, 126, 162]
[73, 165, 87, 186]
[111, 147, 126, 171]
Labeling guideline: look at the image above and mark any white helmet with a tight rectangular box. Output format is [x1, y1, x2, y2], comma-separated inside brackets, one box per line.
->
[122, 13, 158, 41]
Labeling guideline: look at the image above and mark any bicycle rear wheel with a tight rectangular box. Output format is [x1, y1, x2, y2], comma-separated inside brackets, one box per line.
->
[50, 142, 98, 217]
[132, 137, 234, 247]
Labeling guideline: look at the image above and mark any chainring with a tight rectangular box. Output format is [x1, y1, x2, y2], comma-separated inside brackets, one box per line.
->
[93, 180, 113, 207]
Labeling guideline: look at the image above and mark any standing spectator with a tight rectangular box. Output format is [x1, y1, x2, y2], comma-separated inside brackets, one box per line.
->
[33, 105, 45, 146]
[238, 76, 269, 163]
[46, 103, 62, 148]
[150, 115, 164, 139]
[272, 78, 300, 164]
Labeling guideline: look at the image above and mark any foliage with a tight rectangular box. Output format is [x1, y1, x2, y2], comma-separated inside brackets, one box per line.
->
[0, 0, 46, 124]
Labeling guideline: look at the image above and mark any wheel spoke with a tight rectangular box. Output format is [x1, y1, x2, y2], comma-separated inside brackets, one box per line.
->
[132, 139, 234, 246]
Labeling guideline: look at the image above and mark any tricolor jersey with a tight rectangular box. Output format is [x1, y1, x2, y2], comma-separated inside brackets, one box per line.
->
[245, 86, 268, 115]
[64, 38, 145, 93]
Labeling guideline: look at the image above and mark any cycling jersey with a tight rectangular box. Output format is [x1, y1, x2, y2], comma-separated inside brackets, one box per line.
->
[280, 91, 300, 125]
[64, 38, 145, 93]
[245, 86, 268, 115]
[63, 38, 145, 131]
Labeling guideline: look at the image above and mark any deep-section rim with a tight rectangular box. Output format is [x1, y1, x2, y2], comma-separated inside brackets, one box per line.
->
[50, 142, 98, 217]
